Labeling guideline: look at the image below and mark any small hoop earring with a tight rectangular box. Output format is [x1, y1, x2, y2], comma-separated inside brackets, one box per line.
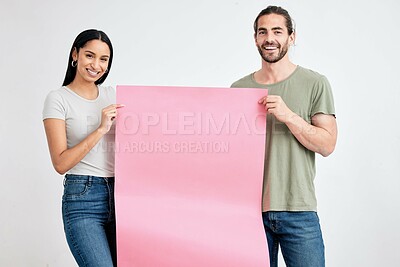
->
[71, 60, 77, 67]
[105, 69, 108, 73]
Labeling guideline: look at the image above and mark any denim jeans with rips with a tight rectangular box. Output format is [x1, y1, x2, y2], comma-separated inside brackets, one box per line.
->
[62, 174, 116, 267]
[262, 211, 325, 267]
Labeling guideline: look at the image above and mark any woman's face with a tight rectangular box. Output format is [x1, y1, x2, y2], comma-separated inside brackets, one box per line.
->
[72, 39, 110, 84]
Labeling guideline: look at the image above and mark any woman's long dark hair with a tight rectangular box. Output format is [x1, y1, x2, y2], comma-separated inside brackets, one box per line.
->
[62, 29, 113, 86]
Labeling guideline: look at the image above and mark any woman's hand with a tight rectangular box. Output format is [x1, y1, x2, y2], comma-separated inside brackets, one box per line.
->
[98, 104, 125, 134]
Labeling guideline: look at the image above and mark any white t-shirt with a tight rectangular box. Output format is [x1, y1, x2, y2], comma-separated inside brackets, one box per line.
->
[43, 85, 116, 177]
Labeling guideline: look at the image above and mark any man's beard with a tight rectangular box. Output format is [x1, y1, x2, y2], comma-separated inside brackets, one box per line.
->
[257, 41, 289, 63]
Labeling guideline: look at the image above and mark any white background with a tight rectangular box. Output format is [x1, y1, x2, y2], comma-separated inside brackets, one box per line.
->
[1, 0, 399, 266]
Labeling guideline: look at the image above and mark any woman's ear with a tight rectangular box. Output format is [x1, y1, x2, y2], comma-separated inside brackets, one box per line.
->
[71, 47, 78, 61]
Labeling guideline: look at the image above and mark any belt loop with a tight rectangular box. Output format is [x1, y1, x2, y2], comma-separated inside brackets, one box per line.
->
[87, 176, 93, 187]
[63, 176, 67, 186]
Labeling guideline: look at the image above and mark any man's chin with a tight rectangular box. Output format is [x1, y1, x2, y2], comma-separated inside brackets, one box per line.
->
[263, 56, 280, 63]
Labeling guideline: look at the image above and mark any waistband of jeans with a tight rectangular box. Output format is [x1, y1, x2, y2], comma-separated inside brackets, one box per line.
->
[64, 174, 114, 183]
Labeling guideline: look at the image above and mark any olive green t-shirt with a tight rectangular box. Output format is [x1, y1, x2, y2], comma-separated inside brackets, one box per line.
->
[231, 66, 335, 211]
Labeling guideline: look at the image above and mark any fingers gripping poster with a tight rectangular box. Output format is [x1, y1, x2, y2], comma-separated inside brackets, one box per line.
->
[115, 85, 269, 267]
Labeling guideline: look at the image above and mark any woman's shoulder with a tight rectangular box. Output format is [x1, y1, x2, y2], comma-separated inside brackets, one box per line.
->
[45, 86, 71, 98]
[98, 85, 115, 92]
[98, 85, 116, 101]
[44, 87, 68, 102]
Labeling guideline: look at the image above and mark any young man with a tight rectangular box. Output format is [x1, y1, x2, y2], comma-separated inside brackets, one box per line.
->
[231, 6, 337, 267]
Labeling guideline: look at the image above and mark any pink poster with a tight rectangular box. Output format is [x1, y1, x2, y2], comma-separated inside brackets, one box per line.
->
[115, 85, 268, 267]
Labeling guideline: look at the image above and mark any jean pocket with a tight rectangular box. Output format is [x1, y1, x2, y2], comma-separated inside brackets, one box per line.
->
[63, 180, 90, 198]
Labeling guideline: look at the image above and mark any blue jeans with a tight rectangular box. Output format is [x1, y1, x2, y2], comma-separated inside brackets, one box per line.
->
[262, 211, 325, 267]
[62, 175, 116, 267]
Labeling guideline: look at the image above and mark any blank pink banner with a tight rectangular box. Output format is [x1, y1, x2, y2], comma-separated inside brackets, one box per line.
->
[115, 85, 269, 267]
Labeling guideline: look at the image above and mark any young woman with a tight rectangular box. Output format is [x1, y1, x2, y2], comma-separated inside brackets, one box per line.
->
[43, 29, 123, 266]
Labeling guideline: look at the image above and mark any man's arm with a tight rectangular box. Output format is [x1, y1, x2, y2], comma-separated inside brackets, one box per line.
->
[286, 112, 337, 157]
[259, 95, 337, 157]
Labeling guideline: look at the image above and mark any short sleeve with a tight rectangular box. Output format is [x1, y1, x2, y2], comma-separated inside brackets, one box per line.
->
[310, 75, 336, 117]
[42, 91, 66, 120]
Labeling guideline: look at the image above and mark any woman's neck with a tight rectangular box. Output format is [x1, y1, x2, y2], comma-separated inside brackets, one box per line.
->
[67, 80, 99, 100]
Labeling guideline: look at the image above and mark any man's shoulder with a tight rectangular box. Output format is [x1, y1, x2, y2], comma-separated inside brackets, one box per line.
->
[296, 66, 327, 82]
[230, 73, 255, 88]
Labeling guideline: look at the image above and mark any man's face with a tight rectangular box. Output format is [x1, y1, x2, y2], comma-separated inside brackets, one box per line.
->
[254, 14, 294, 63]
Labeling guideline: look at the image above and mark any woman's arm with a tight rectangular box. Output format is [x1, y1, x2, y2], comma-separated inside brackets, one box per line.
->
[43, 104, 123, 174]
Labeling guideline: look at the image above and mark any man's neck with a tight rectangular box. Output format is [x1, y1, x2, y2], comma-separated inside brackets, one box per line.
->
[254, 59, 297, 85]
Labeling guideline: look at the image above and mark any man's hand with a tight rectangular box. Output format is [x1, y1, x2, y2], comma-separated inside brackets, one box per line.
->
[258, 95, 294, 123]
